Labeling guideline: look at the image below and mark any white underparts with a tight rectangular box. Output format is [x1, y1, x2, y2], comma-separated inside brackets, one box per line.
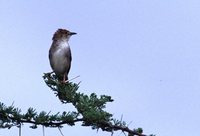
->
[52, 41, 70, 73]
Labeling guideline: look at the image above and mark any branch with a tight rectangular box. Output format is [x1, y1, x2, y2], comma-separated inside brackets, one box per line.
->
[0, 72, 155, 136]
[0, 106, 147, 136]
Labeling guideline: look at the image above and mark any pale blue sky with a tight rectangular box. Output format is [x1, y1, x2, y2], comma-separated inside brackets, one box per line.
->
[1, 1, 200, 136]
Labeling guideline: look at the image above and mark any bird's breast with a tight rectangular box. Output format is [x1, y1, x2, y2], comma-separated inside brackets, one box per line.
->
[51, 42, 71, 74]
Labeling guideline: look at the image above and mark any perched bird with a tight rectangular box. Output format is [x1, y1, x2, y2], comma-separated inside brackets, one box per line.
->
[49, 29, 76, 82]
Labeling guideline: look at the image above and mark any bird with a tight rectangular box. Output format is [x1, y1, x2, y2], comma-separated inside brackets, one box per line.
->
[49, 28, 77, 82]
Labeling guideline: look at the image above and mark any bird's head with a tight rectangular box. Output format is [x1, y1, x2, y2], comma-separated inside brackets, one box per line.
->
[52, 28, 77, 41]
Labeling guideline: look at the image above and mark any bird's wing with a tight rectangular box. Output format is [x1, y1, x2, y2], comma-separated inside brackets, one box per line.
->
[65, 47, 72, 75]
[49, 41, 56, 69]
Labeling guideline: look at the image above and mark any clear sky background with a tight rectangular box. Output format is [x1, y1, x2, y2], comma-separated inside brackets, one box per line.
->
[0, 0, 200, 136]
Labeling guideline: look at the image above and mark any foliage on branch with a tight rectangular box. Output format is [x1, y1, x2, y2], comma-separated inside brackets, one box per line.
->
[0, 72, 154, 136]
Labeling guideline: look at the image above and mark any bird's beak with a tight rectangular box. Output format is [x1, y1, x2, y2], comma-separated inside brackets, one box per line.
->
[69, 32, 77, 35]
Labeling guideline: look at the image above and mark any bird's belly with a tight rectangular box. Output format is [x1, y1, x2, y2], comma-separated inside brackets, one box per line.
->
[52, 49, 69, 74]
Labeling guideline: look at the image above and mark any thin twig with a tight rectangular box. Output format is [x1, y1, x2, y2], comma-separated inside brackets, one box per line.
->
[127, 121, 133, 127]
[77, 81, 82, 86]
[19, 124, 21, 136]
[43, 125, 45, 136]
[65, 75, 80, 83]
[58, 127, 65, 136]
